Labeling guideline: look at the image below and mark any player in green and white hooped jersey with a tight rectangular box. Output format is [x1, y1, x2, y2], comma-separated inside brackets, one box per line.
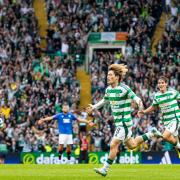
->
[87, 64, 161, 177]
[138, 76, 180, 157]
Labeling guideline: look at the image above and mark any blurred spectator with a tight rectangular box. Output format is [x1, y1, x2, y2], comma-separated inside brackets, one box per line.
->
[0, 0, 80, 153]
[45, 0, 163, 57]
[79, 134, 88, 163]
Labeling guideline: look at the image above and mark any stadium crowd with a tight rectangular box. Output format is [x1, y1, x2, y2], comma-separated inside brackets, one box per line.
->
[45, 0, 163, 56]
[0, 0, 80, 152]
[0, 0, 179, 153]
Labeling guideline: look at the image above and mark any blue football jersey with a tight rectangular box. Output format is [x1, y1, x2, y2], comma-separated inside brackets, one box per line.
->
[53, 112, 77, 134]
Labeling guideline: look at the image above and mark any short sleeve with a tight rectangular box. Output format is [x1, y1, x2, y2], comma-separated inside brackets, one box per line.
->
[104, 89, 109, 100]
[52, 113, 60, 120]
[152, 97, 158, 107]
[71, 113, 77, 121]
[174, 90, 180, 100]
[123, 84, 138, 101]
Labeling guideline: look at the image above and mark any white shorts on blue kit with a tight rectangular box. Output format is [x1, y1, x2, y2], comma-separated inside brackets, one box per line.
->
[59, 134, 73, 146]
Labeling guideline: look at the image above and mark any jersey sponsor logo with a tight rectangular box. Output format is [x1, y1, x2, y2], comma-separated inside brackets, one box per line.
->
[115, 91, 123, 97]
[161, 106, 170, 111]
[63, 119, 70, 123]
[112, 105, 120, 109]
[160, 104, 169, 109]
[110, 101, 118, 105]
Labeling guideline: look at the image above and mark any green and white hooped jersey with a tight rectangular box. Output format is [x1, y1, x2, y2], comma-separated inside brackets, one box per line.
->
[152, 89, 180, 125]
[103, 83, 140, 127]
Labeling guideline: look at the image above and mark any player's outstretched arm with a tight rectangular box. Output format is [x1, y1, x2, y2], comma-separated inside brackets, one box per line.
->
[137, 106, 156, 118]
[86, 98, 108, 115]
[32, 126, 44, 134]
[77, 118, 95, 127]
[38, 116, 53, 125]
[135, 98, 144, 110]
[86, 104, 94, 115]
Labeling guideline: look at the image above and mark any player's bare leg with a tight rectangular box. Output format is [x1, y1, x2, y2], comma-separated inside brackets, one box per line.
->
[126, 127, 162, 150]
[163, 130, 177, 144]
[163, 130, 180, 157]
[126, 137, 143, 149]
[108, 138, 121, 160]
[58, 144, 64, 160]
[94, 138, 120, 177]
[66, 145, 72, 161]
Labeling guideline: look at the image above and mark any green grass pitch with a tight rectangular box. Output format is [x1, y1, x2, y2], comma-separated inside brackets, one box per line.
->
[0, 164, 180, 180]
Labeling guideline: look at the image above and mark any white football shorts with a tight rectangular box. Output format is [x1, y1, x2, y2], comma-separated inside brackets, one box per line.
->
[165, 120, 179, 136]
[59, 134, 73, 146]
[113, 125, 132, 142]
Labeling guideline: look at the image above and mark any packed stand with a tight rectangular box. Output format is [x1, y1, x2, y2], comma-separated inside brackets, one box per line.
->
[0, 0, 80, 152]
[45, 0, 162, 58]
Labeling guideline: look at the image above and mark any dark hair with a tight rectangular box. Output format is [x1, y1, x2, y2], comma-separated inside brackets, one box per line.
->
[158, 76, 168, 83]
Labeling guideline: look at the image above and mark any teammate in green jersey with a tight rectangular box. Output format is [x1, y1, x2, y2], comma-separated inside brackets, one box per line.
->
[138, 76, 180, 156]
[87, 64, 161, 177]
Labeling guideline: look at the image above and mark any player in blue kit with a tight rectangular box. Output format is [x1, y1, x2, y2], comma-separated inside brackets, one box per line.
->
[38, 103, 94, 162]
